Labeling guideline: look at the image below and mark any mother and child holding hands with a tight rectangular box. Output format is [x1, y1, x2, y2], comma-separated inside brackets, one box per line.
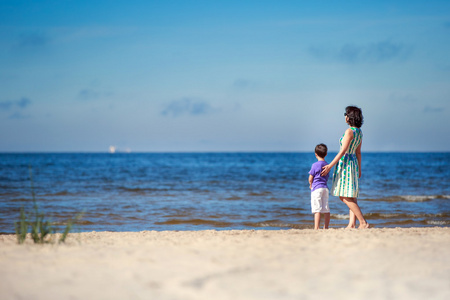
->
[308, 105, 369, 229]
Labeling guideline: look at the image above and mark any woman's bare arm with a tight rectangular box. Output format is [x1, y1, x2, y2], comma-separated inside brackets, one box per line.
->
[356, 141, 362, 178]
[320, 128, 354, 176]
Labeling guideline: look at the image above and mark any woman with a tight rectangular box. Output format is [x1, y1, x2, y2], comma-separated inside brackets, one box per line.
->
[321, 106, 369, 229]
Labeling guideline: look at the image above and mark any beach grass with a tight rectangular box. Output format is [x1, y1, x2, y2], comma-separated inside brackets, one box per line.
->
[14, 166, 83, 244]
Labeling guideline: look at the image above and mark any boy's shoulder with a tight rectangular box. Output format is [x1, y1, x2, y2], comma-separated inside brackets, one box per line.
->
[310, 160, 328, 174]
[312, 160, 328, 167]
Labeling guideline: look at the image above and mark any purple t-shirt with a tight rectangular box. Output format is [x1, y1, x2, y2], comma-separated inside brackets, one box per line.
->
[309, 160, 329, 192]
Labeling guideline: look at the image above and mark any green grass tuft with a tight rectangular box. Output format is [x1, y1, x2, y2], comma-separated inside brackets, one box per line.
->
[59, 212, 84, 243]
[15, 166, 83, 245]
[14, 207, 28, 244]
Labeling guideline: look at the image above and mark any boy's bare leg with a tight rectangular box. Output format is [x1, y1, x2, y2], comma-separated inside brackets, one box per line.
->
[323, 213, 330, 229]
[340, 197, 369, 229]
[314, 213, 321, 230]
[347, 209, 356, 229]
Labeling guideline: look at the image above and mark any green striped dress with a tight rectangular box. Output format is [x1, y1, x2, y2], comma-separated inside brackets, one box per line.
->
[331, 127, 363, 198]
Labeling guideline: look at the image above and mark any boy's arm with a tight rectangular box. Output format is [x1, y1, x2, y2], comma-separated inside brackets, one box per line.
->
[308, 175, 313, 190]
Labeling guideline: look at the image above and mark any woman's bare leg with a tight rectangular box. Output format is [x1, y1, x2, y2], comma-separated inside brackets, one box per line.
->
[347, 209, 356, 229]
[340, 197, 369, 229]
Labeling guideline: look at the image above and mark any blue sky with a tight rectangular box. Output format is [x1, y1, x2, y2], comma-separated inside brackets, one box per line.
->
[1, 0, 449, 152]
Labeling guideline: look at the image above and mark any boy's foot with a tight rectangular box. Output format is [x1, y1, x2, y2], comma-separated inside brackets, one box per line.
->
[345, 225, 355, 229]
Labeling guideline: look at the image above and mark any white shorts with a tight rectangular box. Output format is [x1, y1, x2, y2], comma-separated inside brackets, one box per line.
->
[311, 188, 330, 213]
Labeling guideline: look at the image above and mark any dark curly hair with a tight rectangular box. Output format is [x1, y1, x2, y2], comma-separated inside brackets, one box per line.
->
[345, 106, 364, 128]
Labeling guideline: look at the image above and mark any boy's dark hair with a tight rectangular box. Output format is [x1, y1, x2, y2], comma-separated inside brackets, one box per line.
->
[315, 144, 328, 158]
[345, 106, 364, 128]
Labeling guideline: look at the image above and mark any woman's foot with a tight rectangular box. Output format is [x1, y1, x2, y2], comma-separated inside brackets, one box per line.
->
[358, 222, 370, 229]
[345, 225, 356, 229]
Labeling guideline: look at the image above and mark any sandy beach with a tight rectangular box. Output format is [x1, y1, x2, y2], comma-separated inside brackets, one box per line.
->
[1, 228, 449, 300]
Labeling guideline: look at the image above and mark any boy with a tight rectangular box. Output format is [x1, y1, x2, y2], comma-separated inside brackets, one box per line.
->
[308, 144, 330, 229]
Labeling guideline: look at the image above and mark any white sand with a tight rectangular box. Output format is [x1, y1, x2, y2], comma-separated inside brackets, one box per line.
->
[1, 228, 449, 300]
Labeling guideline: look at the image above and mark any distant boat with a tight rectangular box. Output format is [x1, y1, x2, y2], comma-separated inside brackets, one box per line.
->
[109, 146, 116, 153]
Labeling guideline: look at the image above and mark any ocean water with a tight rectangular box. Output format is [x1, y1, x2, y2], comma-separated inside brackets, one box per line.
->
[0, 152, 449, 233]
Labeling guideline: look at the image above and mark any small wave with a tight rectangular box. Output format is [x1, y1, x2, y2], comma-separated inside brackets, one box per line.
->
[42, 219, 106, 229]
[154, 218, 233, 227]
[10, 198, 29, 202]
[331, 214, 349, 220]
[243, 221, 310, 229]
[225, 196, 242, 201]
[281, 207, 304, 211]
[126, 216, 145, 221]
[397, 195, 436, 202]
[243, 219, 290, 228]
[257, 223, 289, 228]
[41, 191, 71, 197]
[427, 220, 450, 225]
[118, 187, 169, 193]
[378, 220, 419, 226]
[364, 195, 449, 202]
[378, 219, 450, 227]
[52, 191, 70, 196]
[76, 220, 95, 225]
[365, 212, 449, 219]
[248, 191, 273, 196]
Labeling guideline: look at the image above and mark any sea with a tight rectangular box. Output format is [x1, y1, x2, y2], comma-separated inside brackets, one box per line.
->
[0, 152, 449, 233]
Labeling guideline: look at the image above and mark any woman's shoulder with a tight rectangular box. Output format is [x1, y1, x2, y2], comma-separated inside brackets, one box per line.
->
[349, 127, 363, 134]
[353, 127, 363, 135]
[344, 128, 354, 136]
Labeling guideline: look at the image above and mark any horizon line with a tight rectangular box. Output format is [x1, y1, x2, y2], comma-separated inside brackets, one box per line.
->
[0, 150, 449, 154]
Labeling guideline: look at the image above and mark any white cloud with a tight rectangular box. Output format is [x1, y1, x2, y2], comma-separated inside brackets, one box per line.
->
[161, 98, 216, 117]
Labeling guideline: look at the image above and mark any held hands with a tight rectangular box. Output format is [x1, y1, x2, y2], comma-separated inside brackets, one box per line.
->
[321, 165, 332, 176]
